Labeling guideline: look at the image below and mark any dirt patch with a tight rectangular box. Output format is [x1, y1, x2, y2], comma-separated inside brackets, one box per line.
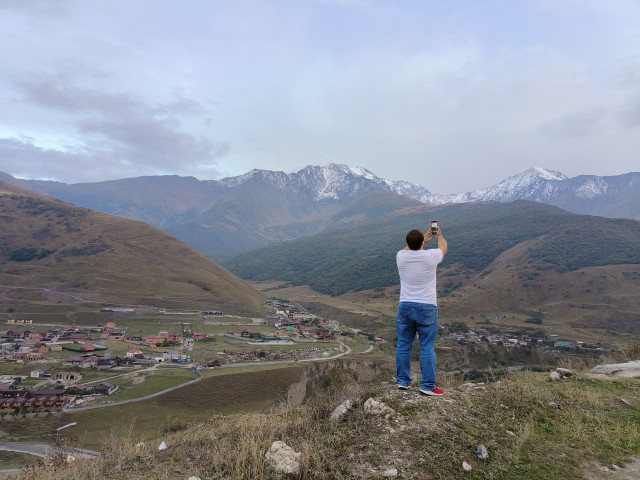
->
[582, 458, 640, 480]
[130, 375, 147, 385]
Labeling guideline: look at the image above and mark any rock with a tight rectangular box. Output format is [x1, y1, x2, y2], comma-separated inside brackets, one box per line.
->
[506, 430, 515, 436]
[264, 441, 301, 475]
[548, 402, 562, 410]
[549, 371, 561, 381]
[592, 360, 640, 376]
[330, 399, 352, 420]
[382, 468, 398, 477]
[158, 441, 167, 451]
[462, 461, 472, 471]
[476, 445, 489, 461]
[555, 367, 573, 375]
[65, 454, 75, 463]
[364, 397, 389, 415]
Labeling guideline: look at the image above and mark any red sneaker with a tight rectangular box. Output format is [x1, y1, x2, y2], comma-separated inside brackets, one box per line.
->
[419, 386, 444, 396]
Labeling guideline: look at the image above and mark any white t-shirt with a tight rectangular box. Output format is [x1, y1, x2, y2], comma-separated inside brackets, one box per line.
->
[396, 248, 444, 305]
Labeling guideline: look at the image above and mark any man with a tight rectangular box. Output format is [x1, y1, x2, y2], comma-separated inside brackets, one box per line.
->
[395, 224, 448, 395]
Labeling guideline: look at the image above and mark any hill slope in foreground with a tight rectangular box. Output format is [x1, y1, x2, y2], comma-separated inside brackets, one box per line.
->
[0, 181, 266, 316]
[9, 366, 640, 480]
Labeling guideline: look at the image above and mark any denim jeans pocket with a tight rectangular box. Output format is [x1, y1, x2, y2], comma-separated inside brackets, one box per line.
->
[415, 305, 437, 327]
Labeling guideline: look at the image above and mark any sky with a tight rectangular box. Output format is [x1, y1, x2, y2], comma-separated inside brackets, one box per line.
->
[0, 0, 638, 194]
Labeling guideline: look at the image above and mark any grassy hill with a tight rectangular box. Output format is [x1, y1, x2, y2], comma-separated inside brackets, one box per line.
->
[221, 201, 640, 343]
[0, 181, 267, 317]
[221, 201, 640, 295]
[8, 366, 640, 480]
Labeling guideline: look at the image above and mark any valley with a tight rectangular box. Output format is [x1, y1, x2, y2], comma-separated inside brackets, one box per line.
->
[0, 174, 638, 477]
[0, 298, 375, 455]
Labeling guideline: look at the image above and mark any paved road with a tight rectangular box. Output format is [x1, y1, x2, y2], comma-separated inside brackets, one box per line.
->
[0, 442, 100, 458]
[69, 368, 203, 412]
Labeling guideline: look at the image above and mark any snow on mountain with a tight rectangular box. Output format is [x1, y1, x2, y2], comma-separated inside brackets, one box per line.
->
[457, 167, 570, 203]
[220, 163, 432, 202]
[212, 163, 638, 215]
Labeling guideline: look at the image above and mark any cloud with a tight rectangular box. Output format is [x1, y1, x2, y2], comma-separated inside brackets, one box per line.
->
[538, 107, 608, 140]
[1, 1, 638, 191]
[4, 72, 228, 181]
[616, 95, 640, 128]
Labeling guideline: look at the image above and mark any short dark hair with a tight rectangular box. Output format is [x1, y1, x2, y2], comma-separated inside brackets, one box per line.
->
[406, 229, 424, 250]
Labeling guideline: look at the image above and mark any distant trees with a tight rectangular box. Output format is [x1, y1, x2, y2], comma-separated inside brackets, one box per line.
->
[448, 321, 469, 333]
[9, 247, 53, 261]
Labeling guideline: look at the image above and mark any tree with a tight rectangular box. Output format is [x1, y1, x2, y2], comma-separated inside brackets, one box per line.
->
[449, 321, 468, 333]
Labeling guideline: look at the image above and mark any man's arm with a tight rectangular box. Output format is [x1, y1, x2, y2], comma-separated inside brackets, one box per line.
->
[436, 228, 448, 257]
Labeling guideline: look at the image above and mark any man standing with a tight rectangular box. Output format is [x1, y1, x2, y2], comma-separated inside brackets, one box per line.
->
[395, 224, 448, 395]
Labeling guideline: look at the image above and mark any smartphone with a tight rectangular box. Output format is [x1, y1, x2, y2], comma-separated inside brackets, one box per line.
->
[430, 220, 438, 235]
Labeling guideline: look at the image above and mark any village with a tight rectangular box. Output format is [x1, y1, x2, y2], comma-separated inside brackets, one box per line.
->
[442, 326, 603, 350]
[0, 298, 597, 415]
[0, 300, 365, 413]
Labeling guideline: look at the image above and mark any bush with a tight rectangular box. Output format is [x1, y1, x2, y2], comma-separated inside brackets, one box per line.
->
[9, 247, 38, 261]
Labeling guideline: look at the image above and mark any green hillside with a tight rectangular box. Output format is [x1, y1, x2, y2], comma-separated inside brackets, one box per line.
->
[221, 201, 640, 296]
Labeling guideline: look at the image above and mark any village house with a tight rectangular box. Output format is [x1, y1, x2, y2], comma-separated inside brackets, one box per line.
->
[164, 332, 182, 342]
[65, 384, 89, 395]
[62, 355, 101, 368]
[54, 372, 83, 382]
[102, 330, 126, 340]
[141, 335, 163, 346]
[0, 385, 70, 413]
[70, 332, 89, 341]
[93, 382, 116, 395]
[26, 332, 43, 342]
[313, 329, 334, 341]
[126, 348, 144, 358]
[11, 351, 43, 362]
[163, 350, 181, 361]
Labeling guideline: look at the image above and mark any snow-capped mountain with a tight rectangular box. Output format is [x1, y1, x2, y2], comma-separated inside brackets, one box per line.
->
[217, 163, 433, 202]
[2, 164, 638, 260]
[214, 164, 639, 218]
[454, 167, 570, 203]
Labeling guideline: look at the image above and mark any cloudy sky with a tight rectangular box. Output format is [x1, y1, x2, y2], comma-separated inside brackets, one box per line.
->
[0, 0, 638, 194]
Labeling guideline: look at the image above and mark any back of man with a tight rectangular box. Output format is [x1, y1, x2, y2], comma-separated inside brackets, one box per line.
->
[395, 226, 448, 396]
[396, 248, 442, 305]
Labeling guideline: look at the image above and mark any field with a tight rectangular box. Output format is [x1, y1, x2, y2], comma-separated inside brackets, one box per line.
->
[0, 363, 304, 453]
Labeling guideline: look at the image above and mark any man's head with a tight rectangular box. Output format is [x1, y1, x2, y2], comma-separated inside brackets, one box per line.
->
[406, 229, 424, 250]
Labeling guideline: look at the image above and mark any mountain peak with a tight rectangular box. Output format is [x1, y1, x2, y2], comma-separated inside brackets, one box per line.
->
[519, 167, 568, 182]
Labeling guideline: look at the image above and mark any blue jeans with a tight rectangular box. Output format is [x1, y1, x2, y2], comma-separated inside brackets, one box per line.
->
[396, 302, 438, 390]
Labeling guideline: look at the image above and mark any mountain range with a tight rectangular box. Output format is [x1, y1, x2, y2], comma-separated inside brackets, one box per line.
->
[1, 165, 638, 260]
[1, 173, 639, 342]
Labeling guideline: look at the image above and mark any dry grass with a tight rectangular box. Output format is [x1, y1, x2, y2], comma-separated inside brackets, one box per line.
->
[11, 369, 640, 480]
